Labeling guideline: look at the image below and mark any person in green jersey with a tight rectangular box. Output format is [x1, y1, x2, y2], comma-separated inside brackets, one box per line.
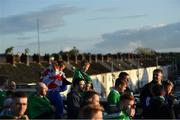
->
[28, 82, 54, 119]
[0, 80, 16, 117]
[118, 94, 135, 120]
[107, 78, 127, 114]
[106, 94, 135, 120]
[73, 60, 93, 89]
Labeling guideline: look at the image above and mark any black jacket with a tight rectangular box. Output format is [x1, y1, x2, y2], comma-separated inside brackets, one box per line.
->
[66, 89, 81, 119]
[140, 80, 157, 109]
[143, 97, 175, 119]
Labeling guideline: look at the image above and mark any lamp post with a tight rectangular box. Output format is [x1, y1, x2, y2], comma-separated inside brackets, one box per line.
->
[37, 19, 40, 55]
[111, 60, 114, 73]
[156, 56, 158, 68]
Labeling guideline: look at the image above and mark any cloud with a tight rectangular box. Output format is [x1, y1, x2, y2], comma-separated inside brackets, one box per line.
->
[94, 7, 119, 13]
[95, 22, 180, 53]
[16, 36, 33, 41]
[127, 41, 143, 51]
[0, 5, 80, 35]
[15, 36, 101, 54]
[63, 47, 73, 52]
[88, 14, 147, 21]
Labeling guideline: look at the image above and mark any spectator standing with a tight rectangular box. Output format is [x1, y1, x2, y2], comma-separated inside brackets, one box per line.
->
[106, 94, 135, 120]
[107, 78, 127, 114]
[143, 84, 175, 119]
[73, 60, 93, 89]
[67, 78, 86, 119]
[79, 104, 104, 120]
[40, 60, 71, 118]
[28, 82, 54, 119]
[81, 90, 100, 107]
[163, 80, 177, 108]
[0, 75, 8, 109]
[0, 91, 29, 120]
[118, 72, 133, 95]
[0, 80, 16, 116]
[140, 68, 164, 110]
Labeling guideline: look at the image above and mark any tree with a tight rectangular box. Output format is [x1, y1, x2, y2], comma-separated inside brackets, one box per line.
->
[5, 46, 14, 55]
[68, 46, 79, 56]
[134, 47, 157, 56]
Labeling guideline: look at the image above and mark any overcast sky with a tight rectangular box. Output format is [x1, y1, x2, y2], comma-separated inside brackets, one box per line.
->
[0, 0, 180, 55]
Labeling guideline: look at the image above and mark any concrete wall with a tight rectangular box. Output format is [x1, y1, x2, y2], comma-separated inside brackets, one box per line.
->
[61, 65, 172, 97]
[91, 65, 171, 97]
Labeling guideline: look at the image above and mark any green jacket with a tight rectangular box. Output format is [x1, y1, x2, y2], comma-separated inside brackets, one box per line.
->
[119, 111, 131, 120]
[105, 111, 130, 120]
[107, 89, 122, 113]
[73, 68, 92, 84]
[0, 90, 7, 109]
[27, 94, 53, 119]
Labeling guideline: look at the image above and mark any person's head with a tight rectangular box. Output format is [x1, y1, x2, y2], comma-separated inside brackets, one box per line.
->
[58, 60, 66, 70]
[80, 60, 90, 72]
[152, 84, 165, 96]
[163, 80, 174, 95]
[79, 104, 104, 120]
[36, 82, 48, 96]
[118, 72, 129, 83]
[11, 92, 28, 118]
[51, 61, 59, 71]
[86, 82, 92, 91]
[115, 78, 127, 93]
[72, 78, 86, 92]
[153, 69, 163, 84]
[82, 90, 100, 106]
[120, 94, 135, 117]
[8, 81, 16, 92]
[51, 60, 58, 66]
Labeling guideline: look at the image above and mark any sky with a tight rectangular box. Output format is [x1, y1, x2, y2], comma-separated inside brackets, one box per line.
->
[0, 0, 180, 55]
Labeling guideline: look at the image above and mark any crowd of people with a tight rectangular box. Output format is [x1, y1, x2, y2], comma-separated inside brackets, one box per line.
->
[0, 59, 179, 119]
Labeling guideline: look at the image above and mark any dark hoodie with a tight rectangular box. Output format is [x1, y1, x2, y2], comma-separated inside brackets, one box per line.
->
[143, 96, 175, 119]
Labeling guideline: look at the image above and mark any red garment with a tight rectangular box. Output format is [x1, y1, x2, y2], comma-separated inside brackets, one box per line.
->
[40, 64, 65, 90]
